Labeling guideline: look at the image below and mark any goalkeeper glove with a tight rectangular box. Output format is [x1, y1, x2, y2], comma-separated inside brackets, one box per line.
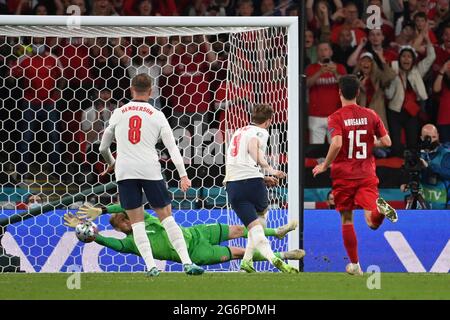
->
[76, 202, 102, 221]
[63, 213, 82, 228]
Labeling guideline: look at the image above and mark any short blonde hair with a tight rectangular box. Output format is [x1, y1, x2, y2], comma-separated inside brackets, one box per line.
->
[131, 73, 153, 93]
[251, 104, 274, 124]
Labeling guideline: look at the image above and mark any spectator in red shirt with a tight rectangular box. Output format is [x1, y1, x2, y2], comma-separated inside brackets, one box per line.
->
[347, 29, 398, 69]
[11, 37, 65, 177]
[306, 42, 347, 144]
[428, 0, 450, 30]
[306, 0, 344, 35]
[363, 0, 396, 44]
[331, 26, 356, 72]
[330, 2, 367, 47]
[433, 60, 450, 142]
[394, 20, 417, 48]
[433, 25, 450, 75]
[412, 12, 438, 56]
[433, 0, 450, 39]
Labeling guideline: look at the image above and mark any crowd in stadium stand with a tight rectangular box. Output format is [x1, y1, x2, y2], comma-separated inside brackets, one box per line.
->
[1, 0, 450, 209]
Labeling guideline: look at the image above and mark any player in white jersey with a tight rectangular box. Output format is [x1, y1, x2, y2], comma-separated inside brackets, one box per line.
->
[224, 104, 299, 274]
[99, 73, 204, 277]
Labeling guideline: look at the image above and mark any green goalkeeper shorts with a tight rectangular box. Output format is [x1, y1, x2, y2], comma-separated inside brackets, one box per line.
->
[188, 223, 232, 265]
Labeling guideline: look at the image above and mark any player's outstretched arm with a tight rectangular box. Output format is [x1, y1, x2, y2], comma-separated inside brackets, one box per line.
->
[64, 212, 138, 254]
[313, 135, 342, 177]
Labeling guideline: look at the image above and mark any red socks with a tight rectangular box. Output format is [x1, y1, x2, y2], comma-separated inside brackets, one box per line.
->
[370, 209, 385, 228]
[342, 224, 359, 264]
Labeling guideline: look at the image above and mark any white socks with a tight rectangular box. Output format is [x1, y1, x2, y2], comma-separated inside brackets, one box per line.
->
[161, 216, 192, 265]
[249, 224, 276, 262]
[131, 221, 156, 271]
[258, 212, 268, 228]
[242, 231, 255, 261]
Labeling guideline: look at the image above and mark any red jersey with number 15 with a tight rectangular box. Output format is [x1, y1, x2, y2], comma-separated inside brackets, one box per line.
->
[327, 104, 388, 180]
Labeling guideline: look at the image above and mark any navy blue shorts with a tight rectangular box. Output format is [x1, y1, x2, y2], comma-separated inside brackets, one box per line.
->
[226, 178, 269, 227]
[117, 179, 171, 210]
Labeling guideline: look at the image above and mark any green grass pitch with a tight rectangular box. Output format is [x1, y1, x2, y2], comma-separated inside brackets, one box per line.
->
[0, 272, 449, 300]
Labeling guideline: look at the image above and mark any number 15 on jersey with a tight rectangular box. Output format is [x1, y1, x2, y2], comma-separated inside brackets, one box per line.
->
[348, 129, 367, 159]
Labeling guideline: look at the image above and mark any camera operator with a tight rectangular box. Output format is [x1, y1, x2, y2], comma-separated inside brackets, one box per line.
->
[402, 124, 450, 209]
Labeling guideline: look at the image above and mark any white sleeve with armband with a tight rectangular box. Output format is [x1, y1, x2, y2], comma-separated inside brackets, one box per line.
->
[160, 119, 187, 178]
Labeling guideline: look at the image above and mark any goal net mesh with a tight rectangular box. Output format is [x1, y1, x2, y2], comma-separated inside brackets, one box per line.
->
[0, 23, 290, 272]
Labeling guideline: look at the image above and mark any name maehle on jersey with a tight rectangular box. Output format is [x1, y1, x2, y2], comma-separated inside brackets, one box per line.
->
[224, 125, 269, 183]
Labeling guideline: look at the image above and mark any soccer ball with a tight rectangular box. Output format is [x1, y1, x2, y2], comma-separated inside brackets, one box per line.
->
[75, 221, 98, 243]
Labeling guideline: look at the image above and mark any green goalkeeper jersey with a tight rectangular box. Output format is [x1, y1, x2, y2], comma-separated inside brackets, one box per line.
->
[95, 206, 192, 262]
[94, 204, 231, 265]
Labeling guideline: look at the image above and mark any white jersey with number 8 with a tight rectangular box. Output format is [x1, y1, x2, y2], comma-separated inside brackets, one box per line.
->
[224, 125, 269, 183]
[104, 101, 185, 181]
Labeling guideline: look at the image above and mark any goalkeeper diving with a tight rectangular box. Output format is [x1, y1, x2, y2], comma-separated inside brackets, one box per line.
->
[64, 203, 305, 267]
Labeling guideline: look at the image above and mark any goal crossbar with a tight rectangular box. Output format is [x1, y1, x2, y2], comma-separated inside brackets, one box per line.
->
[0, 15, 301, 269]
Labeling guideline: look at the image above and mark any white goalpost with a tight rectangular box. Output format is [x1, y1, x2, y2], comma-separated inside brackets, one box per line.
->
[0, 15, 299, 272]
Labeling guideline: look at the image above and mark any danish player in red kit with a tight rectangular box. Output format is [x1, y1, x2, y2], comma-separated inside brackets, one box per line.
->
[313, 75, 398, 276]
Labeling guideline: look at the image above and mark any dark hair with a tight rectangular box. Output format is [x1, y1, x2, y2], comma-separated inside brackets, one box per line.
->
[338, 75, 360, 100]
[414, 11, 428, 21]
[131, 73, 153, 93]
[251, 104, 274, 124]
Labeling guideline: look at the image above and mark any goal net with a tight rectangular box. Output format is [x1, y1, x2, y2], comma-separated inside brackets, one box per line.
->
[0, 16, 299, 273]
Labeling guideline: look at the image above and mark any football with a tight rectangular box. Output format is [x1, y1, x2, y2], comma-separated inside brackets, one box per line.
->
[75, 221, 98, 243]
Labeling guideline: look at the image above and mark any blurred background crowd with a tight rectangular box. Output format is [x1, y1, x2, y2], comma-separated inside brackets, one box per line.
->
[0, 0, 449, 210]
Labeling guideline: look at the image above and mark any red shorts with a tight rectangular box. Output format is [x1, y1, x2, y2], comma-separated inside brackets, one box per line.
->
[332, 176, 379, 212]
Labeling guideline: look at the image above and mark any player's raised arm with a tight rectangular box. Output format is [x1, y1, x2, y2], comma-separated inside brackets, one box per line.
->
[159, 117, 191, 192]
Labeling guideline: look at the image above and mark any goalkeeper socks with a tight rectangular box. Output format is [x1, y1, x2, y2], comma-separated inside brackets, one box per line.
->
[342, 224, 359, 264]
[370, 209, 385, 229]
[243, 227, 277, 238]
[252, 250, 282, 261]
[161, 216, 192, 265]
[131, 221, 157, 270]
[249, 224, 276, 262]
